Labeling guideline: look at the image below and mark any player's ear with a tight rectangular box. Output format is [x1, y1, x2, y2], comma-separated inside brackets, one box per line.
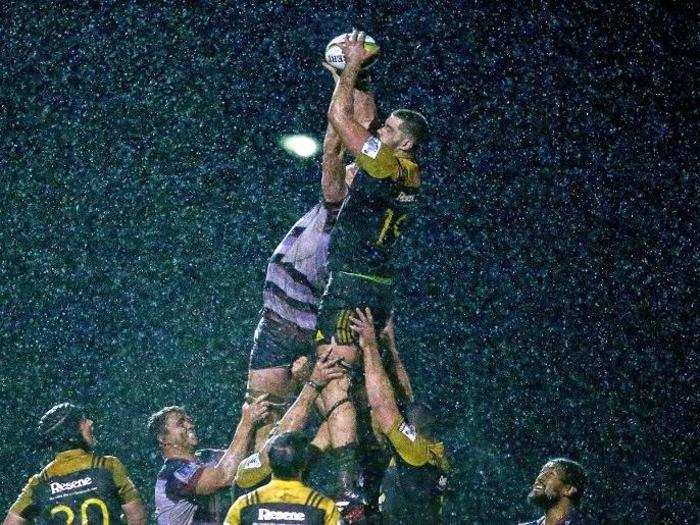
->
[563, 484, 577, 500]
[398, 137, 414, 152]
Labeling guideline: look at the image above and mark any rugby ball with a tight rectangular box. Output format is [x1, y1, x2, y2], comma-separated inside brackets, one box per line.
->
[324, 33, 379, 71]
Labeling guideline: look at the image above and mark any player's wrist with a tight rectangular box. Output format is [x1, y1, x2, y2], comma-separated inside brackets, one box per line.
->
[306, 379, 325, 393]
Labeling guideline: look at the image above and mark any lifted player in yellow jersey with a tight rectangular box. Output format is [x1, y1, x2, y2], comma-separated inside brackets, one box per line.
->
[316, 29, 430, 503]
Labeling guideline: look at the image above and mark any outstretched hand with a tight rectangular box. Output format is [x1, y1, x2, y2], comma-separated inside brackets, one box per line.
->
[337, 30, 378, 69]
[349, 307, 378, 350]
[309, 347, 346, 387]
[241, 394, 272, 425]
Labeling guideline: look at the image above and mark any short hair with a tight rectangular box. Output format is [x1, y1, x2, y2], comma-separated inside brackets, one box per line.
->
[37, 402, 87, 451]
[391, 109, 429, 147]
[267, 431, 310, 480]
[548, 458, 587, 504]
[147, 406, 185, 446]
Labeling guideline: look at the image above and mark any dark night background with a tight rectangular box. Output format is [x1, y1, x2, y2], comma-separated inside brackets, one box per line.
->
[0, 1, 697, 523]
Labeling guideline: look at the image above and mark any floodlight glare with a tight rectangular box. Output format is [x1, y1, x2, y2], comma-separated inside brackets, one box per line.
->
[280, 134, 319, 158]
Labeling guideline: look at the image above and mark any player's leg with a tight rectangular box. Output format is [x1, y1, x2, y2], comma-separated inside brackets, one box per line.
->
[246, 313, 311, 450]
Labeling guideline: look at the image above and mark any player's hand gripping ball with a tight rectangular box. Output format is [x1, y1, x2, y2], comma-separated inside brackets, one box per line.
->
[324, 32, 379, 71]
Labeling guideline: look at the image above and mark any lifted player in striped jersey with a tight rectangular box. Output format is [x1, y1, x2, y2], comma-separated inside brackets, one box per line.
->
[245, 68, 377, 451]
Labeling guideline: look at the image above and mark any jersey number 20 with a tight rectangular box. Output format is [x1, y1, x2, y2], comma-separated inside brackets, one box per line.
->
[50, 497, 110, 524]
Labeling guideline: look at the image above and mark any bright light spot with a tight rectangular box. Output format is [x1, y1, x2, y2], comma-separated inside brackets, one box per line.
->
[279, 134, 319, 158]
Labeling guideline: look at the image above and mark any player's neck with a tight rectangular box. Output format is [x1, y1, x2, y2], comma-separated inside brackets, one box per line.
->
[163, 444, 196, 461]
[544, 498, 574, 525]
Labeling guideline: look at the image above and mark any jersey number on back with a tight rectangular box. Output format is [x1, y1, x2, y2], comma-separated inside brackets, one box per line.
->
[377, 208, 408, 246]
[50, 497, 110, 524]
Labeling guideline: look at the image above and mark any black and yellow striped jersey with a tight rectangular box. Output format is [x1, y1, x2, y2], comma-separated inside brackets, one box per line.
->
[380, 416, 449, 524]
[327, 137, 421, 278]
[224, 478, 340, 525]
[9, 448, 141, 524]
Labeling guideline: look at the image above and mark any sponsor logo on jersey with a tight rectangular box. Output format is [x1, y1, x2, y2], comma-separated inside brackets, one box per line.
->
[396, 192, 415, 203]
[398, 422, 418, 442]
[240, 453, 262, 469]
[50, 476, 93, 495]
[258, 508, 306, 521]
[361, 136, 381, 159]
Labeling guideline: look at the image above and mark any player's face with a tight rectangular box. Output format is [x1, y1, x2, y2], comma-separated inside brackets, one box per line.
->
[163, 411, 198, 450]
[527, 463, 567, 508]
[79, 418, 96, 447]
[377, 115, 409, 150]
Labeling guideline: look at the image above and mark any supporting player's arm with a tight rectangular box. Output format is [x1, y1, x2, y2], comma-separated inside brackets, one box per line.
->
[121, 500, 146, 525]
[195, 396, 271, 495]
[327, 31, 376, 155]
[2, 513, 26, 525]
[350, 307, 401, 432]
[381, 317, 414, 403]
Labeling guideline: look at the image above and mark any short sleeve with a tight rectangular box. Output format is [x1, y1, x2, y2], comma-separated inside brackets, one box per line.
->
[355, 136, 401, 180]
[9, 474, 40, 519]
[105, 456, 141, 504]
[386, 415, 433, 467]
[168, 460, 205, 497]
[223, 494, 246, 525]
[235, 452, 271, 489]
[322, 498, 341, 525]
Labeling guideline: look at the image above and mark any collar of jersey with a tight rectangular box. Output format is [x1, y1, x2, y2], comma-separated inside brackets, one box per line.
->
[268, 477, 306, 488]
[394, 149, 413, 160]
[55, 448, 90, 460]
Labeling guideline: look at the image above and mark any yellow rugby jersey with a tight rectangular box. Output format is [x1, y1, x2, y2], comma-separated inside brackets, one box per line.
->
[225, 478, 340, 525]
[9, 448, 141, 524]
[380, 415, 449, 523]
[327, 137, 421, 278]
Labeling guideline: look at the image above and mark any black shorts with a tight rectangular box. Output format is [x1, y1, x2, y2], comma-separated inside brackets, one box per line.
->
[315, 271, 394, 345]
[249, 309, 315, 369]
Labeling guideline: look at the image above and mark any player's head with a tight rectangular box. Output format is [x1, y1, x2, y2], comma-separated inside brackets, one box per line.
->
[37, 402, 95, 452]
[147, 406, 198, 455]
[377, 109, 429, 152]
[267, 431, 310, 480]
[528, 458, 587, 509]
[405, 401, 437, 439]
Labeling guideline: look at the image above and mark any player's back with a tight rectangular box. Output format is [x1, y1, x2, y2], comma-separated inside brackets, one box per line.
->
[9, 448, 138, 524]
[225, 478, 340, 525]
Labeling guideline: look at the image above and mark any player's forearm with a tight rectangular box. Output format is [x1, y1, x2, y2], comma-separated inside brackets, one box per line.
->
[322, 123, 347, 202]
[328, 61, 361, 126]
[384, 333, 414, 402]
[362, 341, 400, 427]
[122, 500, 146, 525]
[213, 416, 257, 485]
[277, 383, 318, 433]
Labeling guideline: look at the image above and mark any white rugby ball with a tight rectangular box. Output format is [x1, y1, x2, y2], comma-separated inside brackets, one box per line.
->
[324, 33, 379, 71]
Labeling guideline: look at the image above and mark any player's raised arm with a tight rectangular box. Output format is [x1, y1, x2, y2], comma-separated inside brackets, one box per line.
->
[350, 307, 401, 432]
[322, 60, 377, 202]
[327, 30, 377, 155]
[194, 396, 271, 494]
